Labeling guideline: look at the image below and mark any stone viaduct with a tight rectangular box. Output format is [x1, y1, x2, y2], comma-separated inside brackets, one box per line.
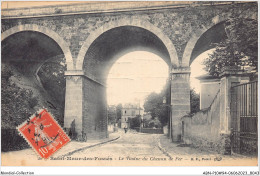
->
[1, 1, 257, 141]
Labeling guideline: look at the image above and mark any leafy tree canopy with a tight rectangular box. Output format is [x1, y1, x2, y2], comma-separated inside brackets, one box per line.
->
[116, 103, 122, 121]
[37, 56, 66, 125]
[190, 89, 200, 114]
[1, 66, 38, 129]
[2, 56, 67, 129]
[204, 17, 257, 77]
[129, 115, 141, 129]
[143, 80, 170, 126]
[108, 104, 123, 124]
[144, 81, 200, 125]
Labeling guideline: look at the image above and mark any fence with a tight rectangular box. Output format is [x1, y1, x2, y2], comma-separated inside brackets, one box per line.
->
[230, 81, 258, 155]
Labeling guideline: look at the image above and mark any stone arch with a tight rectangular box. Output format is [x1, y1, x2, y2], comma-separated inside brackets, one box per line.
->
[76, 18, 179, 70]
[182, 12, 257, 67]
[1, 24, 74, 70]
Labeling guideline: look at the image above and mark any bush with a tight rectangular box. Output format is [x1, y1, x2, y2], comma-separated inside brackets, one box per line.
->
[37, 56, 66, 125]
[129, 116, 141, 129]
[1, 129, 29, 152]
[190, 89, 200, 114]
[1, 66, 38, 151]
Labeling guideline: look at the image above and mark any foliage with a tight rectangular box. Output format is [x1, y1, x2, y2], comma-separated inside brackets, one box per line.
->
[143, 80, 170, 126]
[108, 104, 122, 124]
[144, 92, 163, 118]
[1, 66, 38, 129]
[147, 118, 162, 128]
[117, 119, 121, 128]
[190, 89, 200, 114]
[37, 56, 66, 124]
[38, 57, 66, 105]
[116, 103, 122, 122]
[129, 115, 141, 129]
[107, 106, 117, 124]
[1, 57, 66, 151]
[144, 80, 201, 124]
[2, 56, 66, 129]
[204, 17, 257, 77]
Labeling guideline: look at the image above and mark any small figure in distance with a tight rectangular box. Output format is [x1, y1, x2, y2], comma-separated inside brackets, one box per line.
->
[124, 126, 128, 133]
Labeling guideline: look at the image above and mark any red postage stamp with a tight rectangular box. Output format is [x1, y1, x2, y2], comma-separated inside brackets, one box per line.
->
[17, 109, 70, 159]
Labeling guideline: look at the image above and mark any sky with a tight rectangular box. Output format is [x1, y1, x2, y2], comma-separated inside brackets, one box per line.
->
[107, 50, 213, 106]
[190, 50, 214, 93]
[106, 51, 168, 106]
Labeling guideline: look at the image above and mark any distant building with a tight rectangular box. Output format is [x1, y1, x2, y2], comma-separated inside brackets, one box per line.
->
[196, 74, 220, 110]
[121, 103, 144, 128]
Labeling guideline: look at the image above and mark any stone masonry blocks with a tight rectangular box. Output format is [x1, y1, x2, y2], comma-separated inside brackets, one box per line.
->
[171, 71, 190, 142]
[64, 76, 83, 141]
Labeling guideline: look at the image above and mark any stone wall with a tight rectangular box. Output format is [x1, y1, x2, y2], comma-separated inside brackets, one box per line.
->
[200, 81, 220, 109]
[182, 90, 224, 153]
[82, 77, 107, 140]
[64, 75, 83, 140]
[2, 2, 257, 66]
[135, 128, 164, 134]
[171, 68, 190, 142]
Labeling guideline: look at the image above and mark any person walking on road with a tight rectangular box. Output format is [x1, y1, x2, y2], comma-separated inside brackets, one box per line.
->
[124, 126, 128, 133]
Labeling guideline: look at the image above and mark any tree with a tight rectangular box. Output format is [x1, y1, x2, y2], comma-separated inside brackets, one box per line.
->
[107, 105, 117, 124]
[190, 89, 200, 114]
[144, 85, 200, 125]
[116, 103, 122, 122]
[1, 66, 38, 129]
[143, 80, 170, 126]
[38, 57, 66, 103]
[147, 118, 162, 128]
[144, 92, 162, 118]
[107, 104, 123, 125]
[129, 115, 141, 129]
[203, 17, 257, 77]
[143, 92, 168, 125]
[37, 56, 66, 125]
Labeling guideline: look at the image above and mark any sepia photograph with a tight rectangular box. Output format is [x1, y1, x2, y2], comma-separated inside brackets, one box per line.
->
[1, 0, 258, 174]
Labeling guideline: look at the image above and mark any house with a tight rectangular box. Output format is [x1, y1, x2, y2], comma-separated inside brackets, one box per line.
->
[121, 103, 144, 128]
